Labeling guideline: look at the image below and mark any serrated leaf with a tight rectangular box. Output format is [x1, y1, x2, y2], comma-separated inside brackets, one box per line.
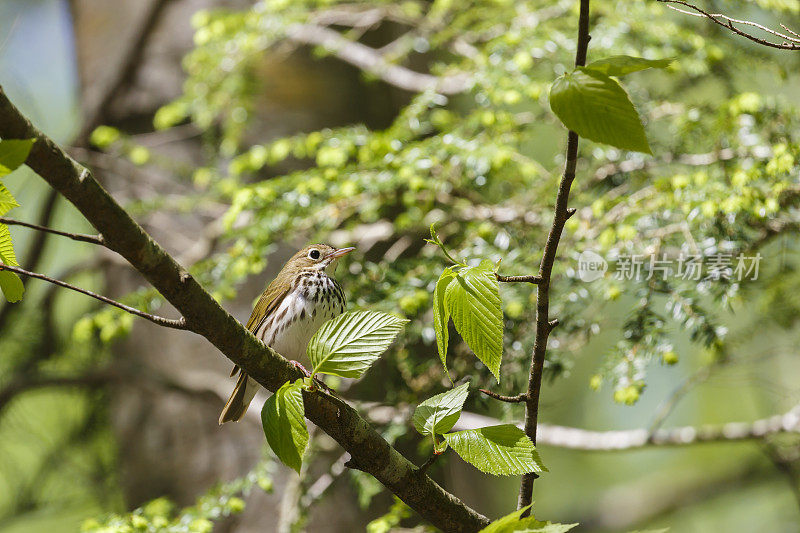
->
[549, 68, 651, 154]
[0, 139, 35, 177]
[261, 380, 308, 473]
[480, 506, 577, 533]
[0, 224, 19, 266]
[444, 425, 546, 476]
[433, 267, 455, 375]
[585, 55, 672, 77]
[0, 184, 20, 216]
[413, 382, 469, 436]
[445, 260, 503, 381]
[308, 310, 407, 378]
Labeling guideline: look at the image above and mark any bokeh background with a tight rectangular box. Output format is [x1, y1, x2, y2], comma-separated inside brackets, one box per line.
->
[1, 0, 800, 532]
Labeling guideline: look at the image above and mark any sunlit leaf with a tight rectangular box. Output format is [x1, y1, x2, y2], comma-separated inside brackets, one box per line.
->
[479, 505, 578, 533]
[413, 382, 469, 436]
[261, 380, 308, 474]
[585, 55, 672, 77]
[445, 260, 503, 380]
[0, 183, 20, 216]
[0, 224, 19, 266]
[308, 310, 408, 378]
[444, 425, 546, 476]
[0, 139, 35, 176]
[433, 267, 455, 375]
[549, 68, 651, 154]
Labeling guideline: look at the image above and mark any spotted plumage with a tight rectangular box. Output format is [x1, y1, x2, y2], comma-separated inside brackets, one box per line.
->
[219, 244, 353, 424]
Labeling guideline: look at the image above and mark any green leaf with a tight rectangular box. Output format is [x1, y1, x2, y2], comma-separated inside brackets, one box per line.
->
[0, 271, 24, 303]
[0, 183, 20, 216]
[413, 382, 470, 436]
[433, 267, 455, 375]
[0, 139, 35, 177]
[443, 425, 546, 476]
[549, 68, 651, 154]
[479, 506, 578, 533]
[0, 224, 19, 266]
[308, 310, 408, 378]
[585, 55, 672, 77]
[445, 260, 503, 381]
[261, 380, 308, 473]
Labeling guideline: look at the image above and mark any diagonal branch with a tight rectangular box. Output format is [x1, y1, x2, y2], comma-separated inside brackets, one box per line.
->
[656, 0, 800, 50]
[0, 263, 187, 330]
[0, 86, 490, 533]
[0, 216, 105, 245]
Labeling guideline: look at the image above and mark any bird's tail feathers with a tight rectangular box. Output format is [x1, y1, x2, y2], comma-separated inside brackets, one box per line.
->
[219, 373, 258, 424]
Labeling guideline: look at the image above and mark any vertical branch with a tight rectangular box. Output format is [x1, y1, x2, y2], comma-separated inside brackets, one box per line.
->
[517, 0, 591, 512]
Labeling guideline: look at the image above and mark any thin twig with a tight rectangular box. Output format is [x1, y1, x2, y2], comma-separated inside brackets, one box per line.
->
[517, 0, 592, 513]
[657, 0, 800, 50]
[496, 273, 542, 284]
[0, 217, 104, 245]
[0, 263, 187, 330]
[479, 389, 528, 403]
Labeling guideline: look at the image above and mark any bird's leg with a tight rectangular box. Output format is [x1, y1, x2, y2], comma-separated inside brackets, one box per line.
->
[289, 360, 312, 377]
[288, 360, 337, 395]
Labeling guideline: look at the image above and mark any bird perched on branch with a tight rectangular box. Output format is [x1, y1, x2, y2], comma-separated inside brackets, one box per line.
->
[219, 244, 354, 423]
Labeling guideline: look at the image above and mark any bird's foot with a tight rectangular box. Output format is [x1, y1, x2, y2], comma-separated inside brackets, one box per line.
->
[288, 360, 336, 395]
[289, 360, 312, 377]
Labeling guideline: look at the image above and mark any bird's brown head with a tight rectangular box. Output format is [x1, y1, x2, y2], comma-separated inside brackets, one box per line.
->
[283, 244, 355, 275]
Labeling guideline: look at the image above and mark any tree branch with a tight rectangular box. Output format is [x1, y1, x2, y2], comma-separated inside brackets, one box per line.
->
[517, 0, 592, 512]
[495, 274, 542, 284]
[455, 405, 800, 451]
[0, 217, 105, 245]
[285, 24, 471, 94]
[656, 0, 800, 51]
[0, 263, 187, 330]
[0, 86, 490, 533]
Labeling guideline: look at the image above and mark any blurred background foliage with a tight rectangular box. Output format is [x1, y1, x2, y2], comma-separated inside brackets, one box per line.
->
[0, 0, 799, 531]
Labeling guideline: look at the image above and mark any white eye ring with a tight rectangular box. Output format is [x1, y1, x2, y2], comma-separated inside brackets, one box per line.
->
[308, 249, 321, 260]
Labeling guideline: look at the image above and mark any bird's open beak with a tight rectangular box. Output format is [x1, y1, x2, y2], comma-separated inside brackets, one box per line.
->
[327, 246, 355, 260]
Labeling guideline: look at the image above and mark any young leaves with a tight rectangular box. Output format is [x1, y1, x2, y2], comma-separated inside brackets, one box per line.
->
[550, 69, 650, 154]
[0, 138, 32, 303]
[479, 505, 577, 533]
[412, 387, 545, 476]
[0, 224, 23, 302]
[443, 425, 546, 476]
[308, 310, 407, 378]
[0, 138, 35, 176]
[261, 380, 308, 474]
[0, 183, 20, 215]
[442, 260, 503, 380]
[584, 56, 672, 77]
[549, 55, 670, 154]
[413, 382, 470, 436]
[433, 267, 455, 374]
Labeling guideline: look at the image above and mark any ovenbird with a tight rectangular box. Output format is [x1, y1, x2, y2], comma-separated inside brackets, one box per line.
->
[219, 244, 354, 424]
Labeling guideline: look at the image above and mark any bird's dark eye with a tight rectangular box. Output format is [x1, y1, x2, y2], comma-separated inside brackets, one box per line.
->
[309, 249, 321, 260]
